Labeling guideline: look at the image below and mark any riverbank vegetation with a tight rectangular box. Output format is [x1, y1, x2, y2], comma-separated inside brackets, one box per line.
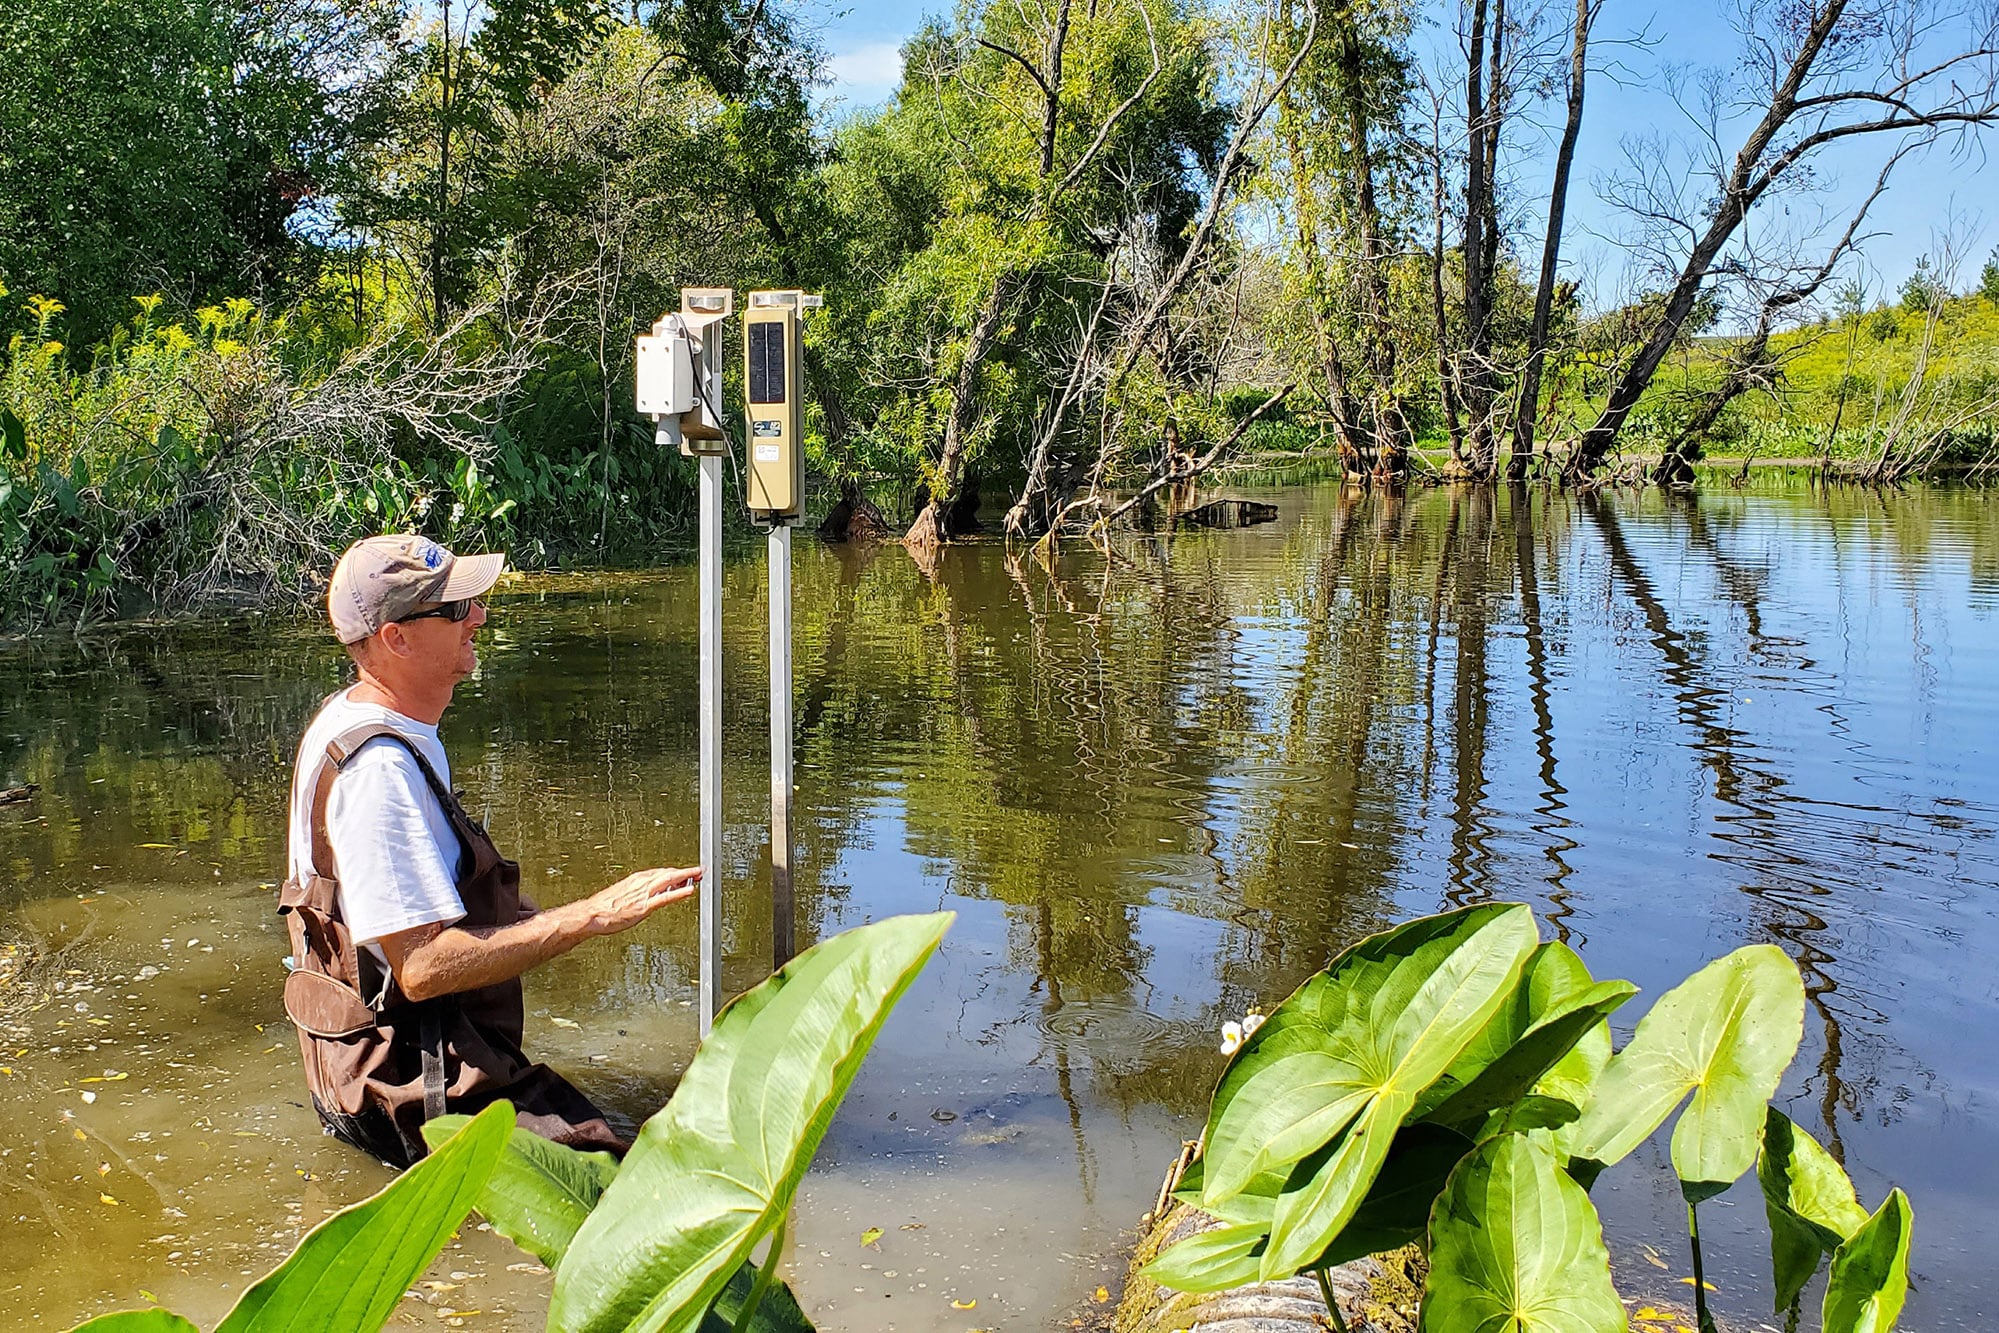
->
[4, 0, 1998, 626]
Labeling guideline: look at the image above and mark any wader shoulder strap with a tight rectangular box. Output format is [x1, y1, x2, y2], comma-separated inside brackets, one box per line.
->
[306, 722, 466, 880]
[297, 721, 465, 1013]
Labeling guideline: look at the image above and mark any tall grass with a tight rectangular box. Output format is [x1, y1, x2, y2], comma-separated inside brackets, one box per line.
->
[1634, 293, 1999, 471]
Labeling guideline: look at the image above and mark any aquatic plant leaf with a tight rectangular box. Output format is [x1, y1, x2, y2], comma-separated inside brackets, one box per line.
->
[1419, 942, 1637, 1133]
[1537, 1018, 1612, 1119]
[549, 913, 953, 1333]
[1423, 1133, 1625, 1333]
[1203, 1044, 1374, 1199]
[1759, 1108, 1869, 1311]
[1310, 1122, 1474, 1270]
[421, 1116, 621, 1268]
[213, 1100, 512, 1333]
[1822, 1189, 1913, 1333]
[66, 1314, 201, 1332]
[1223, 907, 1536, 1277]
[694, 1261, 815, 1333]
[1415, 942, 1590, 1115]
[1141, 1220, 1271, 1293]
[1202, 904, 1537, 1218]
[1476, 1093, 1582, 1141]
[1567, 944, 1805, 1200]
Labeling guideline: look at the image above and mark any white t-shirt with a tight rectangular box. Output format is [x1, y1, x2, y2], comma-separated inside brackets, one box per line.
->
[286, 689, 468, 960]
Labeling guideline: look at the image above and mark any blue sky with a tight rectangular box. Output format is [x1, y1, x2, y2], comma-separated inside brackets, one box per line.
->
[802, 0, 1999, 312]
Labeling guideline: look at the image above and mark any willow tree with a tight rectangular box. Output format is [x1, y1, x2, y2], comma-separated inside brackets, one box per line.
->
[853, 0, 1226, 549]
[1267, 0, 1420, 481]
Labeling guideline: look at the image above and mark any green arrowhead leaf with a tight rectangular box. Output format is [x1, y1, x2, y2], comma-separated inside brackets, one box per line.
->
[1535, 1013, 1612, 1113]
[66, 1315, 201, 1332]
[1422, 1133, 1625, 1333]
[1568, 944, 1805, 1199]
[1476, 1093, 1581, 1141]
[549, 912, 953, 1333]
[1203, 904, 1537, 1219]
[422, 1116, 620, 1268]
[1140, 1220, 1271, 1293]
[1225, 905, 1539, 1278]
[1822, 1189, 1913, 1333]
[1309, 1122, 1475, 1270]
[1418, 942, 1593, 1105]
[213, 1100, 513, 1333]
[1759, 1108, 1869, 1311]
[1419, 941, 1637, 1133]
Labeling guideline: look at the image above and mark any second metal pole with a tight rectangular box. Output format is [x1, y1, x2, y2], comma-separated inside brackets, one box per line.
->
[698, 452, 723, 1036]
[769, 523, 794, 968]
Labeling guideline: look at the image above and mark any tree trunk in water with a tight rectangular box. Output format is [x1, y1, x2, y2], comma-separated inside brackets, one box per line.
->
[1430, 118, 1467, 476]
[907, 273, 1020, 549]
[1280, 83, 1369, 475]
[1654, 325, 1775, 485]
[1335, 10, 1409, 480]
[1510, 0, 1590, 480]
[1565, 215, 1740, 479]
[1457, 0, 1502, 478]
[1003, 271, 1116, 541]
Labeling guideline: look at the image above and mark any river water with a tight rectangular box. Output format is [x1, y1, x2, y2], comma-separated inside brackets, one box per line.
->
[3, 480, 1996, 1330]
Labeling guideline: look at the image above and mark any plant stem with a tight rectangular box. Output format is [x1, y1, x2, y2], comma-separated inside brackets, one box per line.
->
[1687, 1202, 1718, 1333]
[733, 1213, 789, 1333]
[1314, 1266, 1350, 1333]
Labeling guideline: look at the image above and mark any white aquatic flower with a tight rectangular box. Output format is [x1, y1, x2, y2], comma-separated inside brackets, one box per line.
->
[1218, 1009, 1267, 1055]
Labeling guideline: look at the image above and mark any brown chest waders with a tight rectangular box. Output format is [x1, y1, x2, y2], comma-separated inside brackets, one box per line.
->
[278, 722, 626, 1166]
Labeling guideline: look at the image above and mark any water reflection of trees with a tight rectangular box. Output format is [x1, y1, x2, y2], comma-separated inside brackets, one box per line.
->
[1579, 491, 1967, 1161]
[794, 488, 1577, 1122]
[0, 627, 341, 907]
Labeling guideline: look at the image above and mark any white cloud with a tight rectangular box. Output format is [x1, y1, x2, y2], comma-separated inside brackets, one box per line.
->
[825, 39, 906, 107]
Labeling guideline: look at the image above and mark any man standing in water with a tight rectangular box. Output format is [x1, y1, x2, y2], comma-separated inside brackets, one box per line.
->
[279, 534, 700, 1165]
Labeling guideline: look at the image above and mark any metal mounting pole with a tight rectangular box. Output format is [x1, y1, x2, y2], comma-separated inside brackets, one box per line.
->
[769, 522, 795, 969]
[698, 453, 723, 1035]
[641, 288, 733, 1038]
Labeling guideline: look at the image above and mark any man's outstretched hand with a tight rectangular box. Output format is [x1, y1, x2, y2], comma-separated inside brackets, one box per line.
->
[580, 865, 702, 936]
[381, 865, 704, 1001]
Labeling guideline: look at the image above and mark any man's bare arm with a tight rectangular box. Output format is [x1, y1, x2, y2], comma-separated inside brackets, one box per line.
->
[379, 866, 700, 1002]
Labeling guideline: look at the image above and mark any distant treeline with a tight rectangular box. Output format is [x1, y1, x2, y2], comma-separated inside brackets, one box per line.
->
[2, 0, 1996, 627]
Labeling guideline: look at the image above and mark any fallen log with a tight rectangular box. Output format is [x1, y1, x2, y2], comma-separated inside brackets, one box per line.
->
[1176, 499, 1279, 530]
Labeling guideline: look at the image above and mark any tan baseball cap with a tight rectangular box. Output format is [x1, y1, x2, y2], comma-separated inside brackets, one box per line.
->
[327, 534, 506, 644]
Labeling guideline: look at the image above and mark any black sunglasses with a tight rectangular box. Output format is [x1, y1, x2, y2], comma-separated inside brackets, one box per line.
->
[394, 598, 475, 625]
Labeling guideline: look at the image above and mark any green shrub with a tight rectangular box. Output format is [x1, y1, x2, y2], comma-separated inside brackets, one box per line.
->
[0, 290, 699, 629]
